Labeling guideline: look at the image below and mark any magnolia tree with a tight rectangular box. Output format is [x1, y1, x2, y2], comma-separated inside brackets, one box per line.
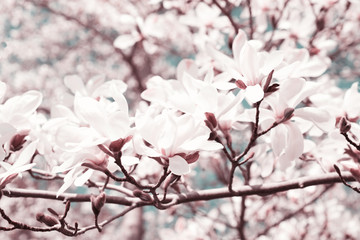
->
[0, 0, 359, 239]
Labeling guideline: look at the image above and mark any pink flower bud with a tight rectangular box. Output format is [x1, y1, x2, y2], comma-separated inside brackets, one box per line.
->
[339, 117, 351, 134]
[10, 132, 28, 152]
[36, 213, 60, 227]
[90, 192, 106, 216]
[235, 80, 247, 90]
[133, 189, 152, 202]
[204, 112, 217, 129]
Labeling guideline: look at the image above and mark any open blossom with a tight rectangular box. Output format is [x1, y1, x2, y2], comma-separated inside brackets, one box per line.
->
[208, 29, 284, 103]
[134, 108, 223, 175]
[142, 59, 245, 130]
[50, 79, 139, 195]
[239, 78, 333, 171]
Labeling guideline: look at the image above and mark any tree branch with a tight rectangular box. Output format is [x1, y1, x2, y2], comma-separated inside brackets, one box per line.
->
[2, 172, 355, 205]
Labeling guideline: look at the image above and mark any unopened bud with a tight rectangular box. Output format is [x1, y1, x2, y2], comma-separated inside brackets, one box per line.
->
[266, 83, 279, 93]
[263, 70, 274, 92]
[235, 80, 247, 89]
[109, 136, 132, 152]
[339, 117, 351, 134]
[133, 189, 152, 202]
[209, 131, 218, 141]
[205, 112, 217, 129]
[10, 133, 27, 152]
[36, 213, 59, 227]
[90, 192, 106, 216]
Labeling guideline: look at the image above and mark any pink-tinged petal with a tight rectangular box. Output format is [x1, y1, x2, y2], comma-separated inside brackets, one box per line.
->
[279, 78, 306, 104]
[181, 135, 223, 151]
[295, 107, 334, 132]
[260, 51, 284, 75]
[56, 167, 79, 197]
[4, 90, 42, 117]
[232, 29, 247, 66]
[245, 84, 264, 103]
[271, 124, 287, 157]
[86, 75, 106, 95]
[55, 125, 104, 151]
[121, 156, 140, 166]
[50, 105, 79, 123]
[239, 42, 259, 85]
[176, 59, 198, 82]
[169, 155, 190, 175]
[212, 72, 236, 90]
[0, 163, 36, 188]
[206, 43, 237, 72]
[113, 33, 141, 50]
[0, 123, 16, 143]
[64, 75, 85, 95]
[0, 81, 6, 103]
[107, 112, 130, 138]
[278, 122, 304, 170]
[14, 141, 38, 167]
[219, 91, 245, 119]
[132, 135, 161, 157]
[197, 85, 218, 112]
[344, 82, 360, 118]
[296, 55, 330, 78]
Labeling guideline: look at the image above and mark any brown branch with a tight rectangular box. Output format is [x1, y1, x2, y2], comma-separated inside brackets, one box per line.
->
[2, 172, 355, 205]
[212, 0, 239, 34]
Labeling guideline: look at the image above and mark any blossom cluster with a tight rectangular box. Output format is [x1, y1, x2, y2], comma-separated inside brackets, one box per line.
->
[0, 0, 359, 239]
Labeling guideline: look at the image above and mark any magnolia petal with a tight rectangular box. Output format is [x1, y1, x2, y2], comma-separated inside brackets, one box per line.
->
[271, 124, 287, 157]
[74, 169, 93, 186]
[295, 107, 334, 132]
[14, 141, 38, 167]
[240, 42, 259, 84]
[56, 167, 79, 197]
[4, 90, 42, 117]
[245, 84, 264, 103]
[169, 155, 190, 175]
[176, 59, 198, 81]
[121, 156, 140, 166]
[232, 29, 247, 66]
[64, 75, 85, 95]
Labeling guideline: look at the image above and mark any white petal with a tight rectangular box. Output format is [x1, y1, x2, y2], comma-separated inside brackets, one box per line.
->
[169, 155, 190, 175]
[245, 84, 264, 103]
[121, 156, 140, 166]
[14, 141, 38, 167]
[64, 75, 85, 95]
[232, 29, 247, 66]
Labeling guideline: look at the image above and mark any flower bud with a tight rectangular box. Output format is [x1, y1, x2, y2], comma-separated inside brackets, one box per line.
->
[263, 70, 274, 93]
[339, 117, 351, 134]
[90, 192, 106, 216]
[10, 133, 28, 152]
[205, 112, 217, 129]
[36, 213, 59, 227]
[109, 136, 132, 152]
[235, 80, 247, 90]
[133, 189, 152, 202]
